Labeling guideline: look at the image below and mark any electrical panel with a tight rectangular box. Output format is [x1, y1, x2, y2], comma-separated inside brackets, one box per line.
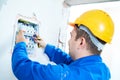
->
[13, 15, 40, 54]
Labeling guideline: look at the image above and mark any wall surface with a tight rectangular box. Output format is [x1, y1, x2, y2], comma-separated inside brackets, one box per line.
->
[0, 0, 69, 79]
[69, 1, 120, 80]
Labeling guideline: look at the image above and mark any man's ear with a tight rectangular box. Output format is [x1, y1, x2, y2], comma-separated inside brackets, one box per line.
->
[78, 37, 86, 49]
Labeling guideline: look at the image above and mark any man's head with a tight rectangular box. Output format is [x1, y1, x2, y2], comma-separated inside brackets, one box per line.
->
[68, 9, 114, 60]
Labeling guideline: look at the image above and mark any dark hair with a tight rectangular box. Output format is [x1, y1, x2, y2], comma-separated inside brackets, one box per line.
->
[74, 25, 106, 55]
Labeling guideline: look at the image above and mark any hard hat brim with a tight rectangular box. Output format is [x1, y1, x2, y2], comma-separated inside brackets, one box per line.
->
[68, 22, 75, 27]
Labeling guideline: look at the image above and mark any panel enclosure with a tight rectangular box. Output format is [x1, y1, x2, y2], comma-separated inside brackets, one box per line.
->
[13, 15, 40, 54]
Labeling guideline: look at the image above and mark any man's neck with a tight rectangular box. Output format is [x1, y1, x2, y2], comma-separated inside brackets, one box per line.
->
[74, 51, 93, 60]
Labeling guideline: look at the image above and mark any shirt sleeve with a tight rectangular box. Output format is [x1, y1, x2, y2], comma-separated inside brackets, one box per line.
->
[44, 44, 73, 65]
[12, 42, 70, 80]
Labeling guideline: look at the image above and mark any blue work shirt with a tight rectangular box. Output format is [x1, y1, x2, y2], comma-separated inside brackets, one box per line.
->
[12, 42, 111, 80]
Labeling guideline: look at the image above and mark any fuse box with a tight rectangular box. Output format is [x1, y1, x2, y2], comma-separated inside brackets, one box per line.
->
[13, 15, 40, 54]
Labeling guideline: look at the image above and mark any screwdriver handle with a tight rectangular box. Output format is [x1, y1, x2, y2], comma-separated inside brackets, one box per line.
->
[36, 36, 42, 48]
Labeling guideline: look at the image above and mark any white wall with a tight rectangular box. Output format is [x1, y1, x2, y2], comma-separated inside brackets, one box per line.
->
[0, 0, 69, 79]
[69, 1, 120, 80]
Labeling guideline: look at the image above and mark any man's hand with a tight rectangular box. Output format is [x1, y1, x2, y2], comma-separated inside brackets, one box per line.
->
[34, 35, 46, 48]
[16, 30, 29, 44]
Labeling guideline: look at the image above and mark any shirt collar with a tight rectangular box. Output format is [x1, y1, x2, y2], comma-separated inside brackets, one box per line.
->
[70, 55, 102, 66]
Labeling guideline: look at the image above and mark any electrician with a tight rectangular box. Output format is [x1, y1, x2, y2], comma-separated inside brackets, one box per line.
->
[12, 9, 114, 80]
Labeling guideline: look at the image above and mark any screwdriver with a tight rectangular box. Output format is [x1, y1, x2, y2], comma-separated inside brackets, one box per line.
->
[33, 34, 42, 48]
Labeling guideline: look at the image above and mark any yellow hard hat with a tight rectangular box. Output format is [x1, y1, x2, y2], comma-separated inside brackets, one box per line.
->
[69, 9, 114, 43]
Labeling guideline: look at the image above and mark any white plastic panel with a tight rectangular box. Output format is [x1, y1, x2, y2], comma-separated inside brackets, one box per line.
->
[13, 15, 40, 54]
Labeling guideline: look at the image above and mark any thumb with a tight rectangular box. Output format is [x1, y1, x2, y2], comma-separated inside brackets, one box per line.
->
[19, 30, 25, 36]
[16, 30, 26, 43]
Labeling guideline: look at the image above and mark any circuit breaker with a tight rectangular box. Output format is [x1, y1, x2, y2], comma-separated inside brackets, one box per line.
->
[13, 15, 40, 54]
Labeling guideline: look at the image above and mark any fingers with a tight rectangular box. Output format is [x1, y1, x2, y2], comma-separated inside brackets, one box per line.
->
[33, 34, 46, 48]
[33, 34, 42, 42]
[15, 30, 26, 43]
[34, 37, 42, 48]
[34, 37, 42, 42]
